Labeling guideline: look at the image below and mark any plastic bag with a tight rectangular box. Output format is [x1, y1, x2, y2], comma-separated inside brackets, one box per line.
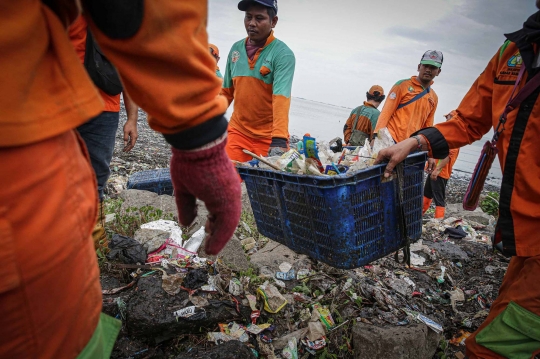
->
[107, 234, 147, 264]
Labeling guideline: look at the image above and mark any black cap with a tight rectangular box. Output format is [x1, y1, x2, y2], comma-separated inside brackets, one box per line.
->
[238, 0, 278, 14]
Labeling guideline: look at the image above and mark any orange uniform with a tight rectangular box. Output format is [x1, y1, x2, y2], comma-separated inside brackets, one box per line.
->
[416, 32, 540, 358]
[0, 1, 226, 358]
[343, 101, 381, 144]
[221, 32, 295, 161]
[375, 76, 438, 142]
[438, 148, 459, 180]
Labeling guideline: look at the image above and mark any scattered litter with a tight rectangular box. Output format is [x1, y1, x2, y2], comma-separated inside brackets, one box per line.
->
[183, 226, 205, 253]
[281, 337, 298, 359]
[297, 269, 310, 280]
[257, 282, 288, 313]
[437, 266, 447, 284]
[418, 314, 443, 333]
[107, 234, 146, 264]
[229, 277, 244, 296]
[450, 330, 472, 346]
[141, 220, 183, 246]
[183, 269, 208, 290]
[102, 281, 136, 295]
[313, 303, 335, 330]
[279, 262, 293, 273]
[301, 336, 327, 350]
[276, 269, 296, 281]
[307, 321, 326, 341]
[161, 273, 185, 296]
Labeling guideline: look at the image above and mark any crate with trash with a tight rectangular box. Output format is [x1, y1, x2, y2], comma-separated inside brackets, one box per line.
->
[236, 128, 426, 269]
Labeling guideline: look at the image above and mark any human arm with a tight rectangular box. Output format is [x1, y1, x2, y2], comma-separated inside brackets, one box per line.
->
[122, 92, 138, 152]
[373, 83, 403, 135]
[375, 47, 500, 177]
[430, 156, 450, 180]
[83, 1, 240, 254]
[268, 51, 296, 155]
[220, 49, 235, 106]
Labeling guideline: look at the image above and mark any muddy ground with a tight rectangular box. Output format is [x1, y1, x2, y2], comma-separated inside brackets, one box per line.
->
[101, 106, 505, 359]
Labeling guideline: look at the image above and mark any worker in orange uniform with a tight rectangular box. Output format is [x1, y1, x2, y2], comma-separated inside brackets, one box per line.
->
[0, 2, 241, 358]
[374, 50, 443, 143]
[422, 112, 460, 219]
[209, 43, 223, 79]
[376, 4, 540, 357]
[343, 85, 385, 145]
[69, 15, 139, 250]
[221, 0, 296, 161]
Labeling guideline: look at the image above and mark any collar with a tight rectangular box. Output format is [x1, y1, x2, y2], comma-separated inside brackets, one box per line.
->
[363, 101, 376, 108]
[411, 76, 433, 90]
[245, 30, 275, 49]
[505, 11, 540, 74]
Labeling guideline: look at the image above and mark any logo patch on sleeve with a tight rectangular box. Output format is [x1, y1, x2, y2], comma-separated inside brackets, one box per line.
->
[232, 51, 240, 63]
[389, 92, 397, 100]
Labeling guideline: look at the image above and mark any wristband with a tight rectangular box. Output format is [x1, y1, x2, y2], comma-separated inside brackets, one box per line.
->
[411, 135, 423, 152]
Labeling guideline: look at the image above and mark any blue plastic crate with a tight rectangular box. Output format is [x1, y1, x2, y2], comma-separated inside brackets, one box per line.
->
[238, 152, 426, 269]
[126, 168, 174, 195]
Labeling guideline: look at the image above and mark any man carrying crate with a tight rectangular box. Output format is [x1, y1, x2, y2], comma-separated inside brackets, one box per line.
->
[375, 4, 540, 357]
[221, 0, 296, 161]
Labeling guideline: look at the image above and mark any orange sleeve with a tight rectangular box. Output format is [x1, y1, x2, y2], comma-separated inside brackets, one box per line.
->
[374, 83, 403, 133]
[271, 95, 291, 139]
[343, 113, 355, 143]
[424, 93, 437, 128]
[220, 87, 234, 107]
[84, 1, 227, 135]
[434, 52, 498, 149]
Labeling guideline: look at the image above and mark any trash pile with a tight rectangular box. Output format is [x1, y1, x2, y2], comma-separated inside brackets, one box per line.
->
[101, 204, 505, 359]
[241, 129, 395, 176]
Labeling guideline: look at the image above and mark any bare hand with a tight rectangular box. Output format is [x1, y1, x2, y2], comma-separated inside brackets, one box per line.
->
[374, 138, 417, 178]
[426, 158, 436, 174]
[123, 120, 138, 152]
[430, 167, 442, 181]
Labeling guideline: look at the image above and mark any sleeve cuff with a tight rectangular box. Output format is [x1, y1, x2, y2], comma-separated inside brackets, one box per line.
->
[270, 137, 288, 148]
[162, 114, 228, 150]
[412, 127, 449, 159]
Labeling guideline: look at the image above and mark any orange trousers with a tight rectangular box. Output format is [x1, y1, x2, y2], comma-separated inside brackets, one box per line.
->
[466, 255, 540, 358]
[0, 131, 102, 358]
[226, 126, 272, 162]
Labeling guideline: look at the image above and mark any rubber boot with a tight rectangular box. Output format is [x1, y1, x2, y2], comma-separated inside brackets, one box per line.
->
[434, 206, 445, 219]
[422, 197, 432, 214]
[92, 201, 108, 251]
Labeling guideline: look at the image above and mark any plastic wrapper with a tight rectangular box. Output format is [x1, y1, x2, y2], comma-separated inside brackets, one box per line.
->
[303, 136, 325, 172]
[276, 149, 302, 171]
[257, 281, 288, 313]
[229, 277, 244, 296]
[183, 226, 205, 253]
[371, 127, 395, 157]
[312, 303, 335, 329]
[282, 337, 298, 359]
[141, 220, 183, 246]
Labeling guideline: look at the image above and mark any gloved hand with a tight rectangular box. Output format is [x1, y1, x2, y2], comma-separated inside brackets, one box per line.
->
[268, 146, 287, 157]
[170, 135, 241, 255]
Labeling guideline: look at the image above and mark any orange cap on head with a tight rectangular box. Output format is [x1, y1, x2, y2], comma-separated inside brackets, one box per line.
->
[368, 85, 384, 96]
[209, 44, 219, 58]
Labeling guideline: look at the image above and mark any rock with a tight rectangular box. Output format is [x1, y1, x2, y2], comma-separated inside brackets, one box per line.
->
[105, 213, 116, 223]
[198, 235, 251, 273]
[445, 203, 495, 226]
[427, 241, 469, 262]
[120, 189, 177, 217]
[175, 340, 256, 359]
[134, 228, 170, 253]
[352, 322, 441, 359]
[126, 276, 251, 342]
[249, 239, 310, 272]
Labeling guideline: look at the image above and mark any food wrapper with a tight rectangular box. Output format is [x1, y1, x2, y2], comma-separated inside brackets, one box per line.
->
[312, 303, 335, 329]
[282, 337, 298, 359]
[257, 281, 288, 313]
[303, 136, 324, 173]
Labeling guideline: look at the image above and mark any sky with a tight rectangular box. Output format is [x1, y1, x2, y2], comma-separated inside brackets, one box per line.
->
[208, 0, 537, 125]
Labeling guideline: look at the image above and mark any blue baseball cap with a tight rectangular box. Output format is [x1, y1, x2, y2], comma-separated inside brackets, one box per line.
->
[238, 0, 278, 14]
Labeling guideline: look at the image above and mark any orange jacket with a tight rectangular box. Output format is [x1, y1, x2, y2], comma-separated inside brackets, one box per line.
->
[375, 76, 438, 142]
[418, 40, 540, 257]
[68, 15, 120, 112]
[0, 1, 226, 148]
[343, 101, 380, 143]
[438, 149, 459, 180]
[221, 32, 295, 140]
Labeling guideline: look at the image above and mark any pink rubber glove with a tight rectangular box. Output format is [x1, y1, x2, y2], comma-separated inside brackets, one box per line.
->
[170, 135, 241, 255]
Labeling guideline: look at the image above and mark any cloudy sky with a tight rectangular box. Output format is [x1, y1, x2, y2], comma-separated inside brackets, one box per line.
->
[208, 0, 537, 124]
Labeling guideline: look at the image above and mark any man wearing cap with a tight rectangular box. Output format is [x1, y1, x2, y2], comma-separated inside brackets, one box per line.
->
[209, 44, 223, 79]
[374, 50, 443, 143]
[221, 0, 296, 161]
[343, 85, 385, 145]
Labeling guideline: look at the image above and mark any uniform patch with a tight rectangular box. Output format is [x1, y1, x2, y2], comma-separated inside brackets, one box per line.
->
[507, 52, 522, 67]
[389, 92, 397, 100]
[232, 51, 240, 63]
[408, 86, 414, 93]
